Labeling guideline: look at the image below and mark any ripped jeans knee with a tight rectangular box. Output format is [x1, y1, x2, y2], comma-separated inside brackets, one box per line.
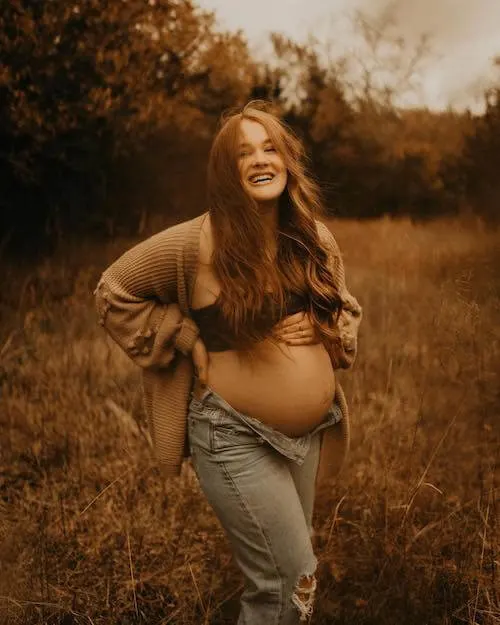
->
[292, 572, 317, 622]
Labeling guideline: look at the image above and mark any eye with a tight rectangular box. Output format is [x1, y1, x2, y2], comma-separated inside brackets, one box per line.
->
[265, 146, 276, 153]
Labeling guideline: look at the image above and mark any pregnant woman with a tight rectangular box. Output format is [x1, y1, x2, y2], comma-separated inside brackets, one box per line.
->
[95, 101, 362, 624]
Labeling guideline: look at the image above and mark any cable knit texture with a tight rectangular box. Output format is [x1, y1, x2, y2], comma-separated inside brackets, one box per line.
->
[95, 212, 362, 480]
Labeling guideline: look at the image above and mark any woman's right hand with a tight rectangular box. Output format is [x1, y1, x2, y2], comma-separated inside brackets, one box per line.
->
[192, 337, 209, 386]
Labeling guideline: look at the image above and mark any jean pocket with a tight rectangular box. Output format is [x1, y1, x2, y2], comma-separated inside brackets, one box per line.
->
[210, 412, 259, 453]
[188, 394, 210, 418]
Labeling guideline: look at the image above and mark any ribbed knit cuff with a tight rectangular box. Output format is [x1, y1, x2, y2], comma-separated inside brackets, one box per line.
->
[174, 316, 200, 355]
[155, 459, 183, 477]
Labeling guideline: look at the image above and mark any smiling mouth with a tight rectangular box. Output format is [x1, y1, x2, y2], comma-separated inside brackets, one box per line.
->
[248, 172, 275, 185]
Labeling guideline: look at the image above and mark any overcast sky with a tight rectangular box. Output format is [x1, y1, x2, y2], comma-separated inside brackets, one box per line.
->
[197, 0, 500, 112]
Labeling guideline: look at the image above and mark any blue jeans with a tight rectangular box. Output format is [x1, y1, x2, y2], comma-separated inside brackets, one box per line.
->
[187, 384, 343, 624]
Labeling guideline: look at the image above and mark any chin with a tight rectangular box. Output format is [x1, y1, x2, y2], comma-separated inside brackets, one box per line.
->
[246, 184, 287, 205]
[251, 192, 282, 204]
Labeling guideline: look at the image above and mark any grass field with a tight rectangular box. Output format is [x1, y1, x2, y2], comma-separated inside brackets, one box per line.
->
[1, 215, 498, 624]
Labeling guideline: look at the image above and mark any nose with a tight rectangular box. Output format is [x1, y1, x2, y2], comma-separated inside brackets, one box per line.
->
[251, 148, 270, 167]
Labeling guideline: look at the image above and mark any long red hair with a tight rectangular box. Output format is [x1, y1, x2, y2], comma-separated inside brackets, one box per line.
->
[206, 101, 342, 358]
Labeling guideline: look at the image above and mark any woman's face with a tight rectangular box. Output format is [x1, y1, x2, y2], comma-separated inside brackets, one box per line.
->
[237, 119, 288, 207]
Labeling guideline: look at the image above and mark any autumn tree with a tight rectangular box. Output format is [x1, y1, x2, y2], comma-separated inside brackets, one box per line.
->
[454, 59, 500, 221]
[0, 0, 256, 252]
[260, 7, 473, 219]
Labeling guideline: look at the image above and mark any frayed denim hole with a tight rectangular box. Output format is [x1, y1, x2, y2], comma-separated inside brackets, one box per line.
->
[292, 572, 317, 622]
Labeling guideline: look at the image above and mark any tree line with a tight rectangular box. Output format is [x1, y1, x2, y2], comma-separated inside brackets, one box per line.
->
[1, 0, 498, 254]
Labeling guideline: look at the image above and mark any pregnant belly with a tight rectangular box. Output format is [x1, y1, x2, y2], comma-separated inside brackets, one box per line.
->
[203, 340, 336, 436]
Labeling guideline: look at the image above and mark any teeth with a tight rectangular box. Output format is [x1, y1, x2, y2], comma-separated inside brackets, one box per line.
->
[250, 174, 274, 183]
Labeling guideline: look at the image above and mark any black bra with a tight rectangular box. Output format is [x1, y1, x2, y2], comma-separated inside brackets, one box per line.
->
[190, 290, 308, 352]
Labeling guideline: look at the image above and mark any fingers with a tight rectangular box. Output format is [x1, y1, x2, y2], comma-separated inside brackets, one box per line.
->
[283, 330, 315, 342]
[194, 366, 208, 387]
[275, 312, 321, 346]
[285, 324, 322, 344]
[282, 330, 321, 345]
[278, 323, 317, 343]
[195, 370, 208, 388]
[278, 316, 312, 338]
[283, 335, 318, 346]
[192, 338, 209, 386]
[274, 311, 307, 330]
[279, 324, 309, 338]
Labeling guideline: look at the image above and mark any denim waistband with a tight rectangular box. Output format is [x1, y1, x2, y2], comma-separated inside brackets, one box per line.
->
[189, 384, 343, 465]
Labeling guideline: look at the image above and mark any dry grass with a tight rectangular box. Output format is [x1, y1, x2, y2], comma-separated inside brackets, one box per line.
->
[0, 215, 498, 625]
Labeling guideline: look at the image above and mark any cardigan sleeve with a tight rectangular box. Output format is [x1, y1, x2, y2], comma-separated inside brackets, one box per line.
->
[94, 226, 199, 369]
[316, 221, 363, 369]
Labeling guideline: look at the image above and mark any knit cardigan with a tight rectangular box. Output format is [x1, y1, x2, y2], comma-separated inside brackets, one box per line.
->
[94, 212, 362, 481]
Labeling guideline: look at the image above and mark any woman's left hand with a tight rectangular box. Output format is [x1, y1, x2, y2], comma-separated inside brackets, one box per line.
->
[274, 311, 321, 346]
